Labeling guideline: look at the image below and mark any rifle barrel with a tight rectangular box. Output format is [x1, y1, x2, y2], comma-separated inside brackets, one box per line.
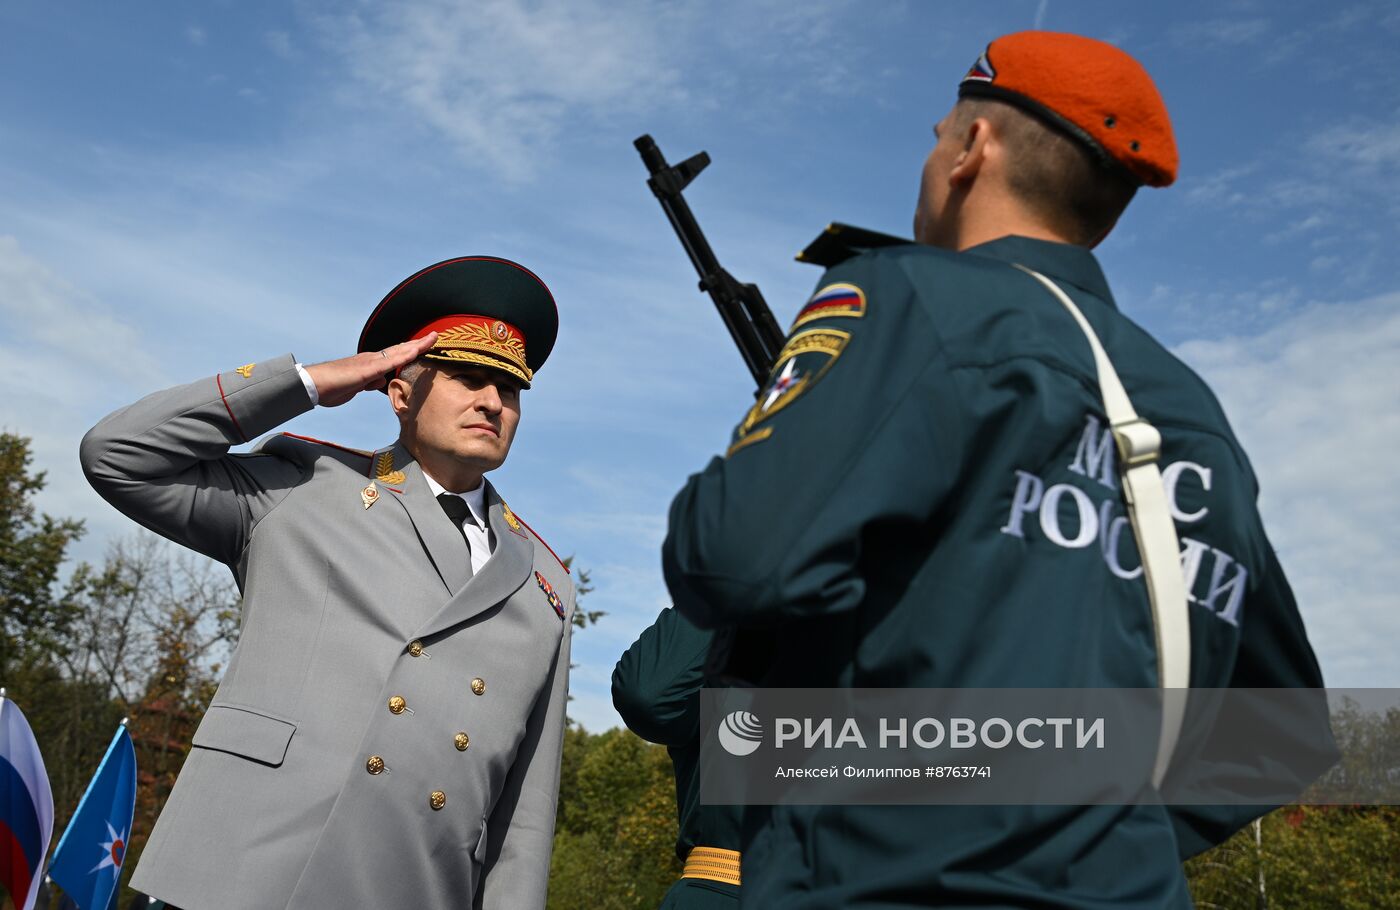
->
[635, 135, 780, 388]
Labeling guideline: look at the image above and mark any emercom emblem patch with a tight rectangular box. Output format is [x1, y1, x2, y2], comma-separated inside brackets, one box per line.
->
[727, 327, 850, 456]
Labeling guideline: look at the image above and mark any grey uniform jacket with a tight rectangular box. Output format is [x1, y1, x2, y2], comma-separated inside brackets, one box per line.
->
[79, 354, 575, 910]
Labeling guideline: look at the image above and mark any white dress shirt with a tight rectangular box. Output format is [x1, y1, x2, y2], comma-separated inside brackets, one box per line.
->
[422, 472, 495, 575]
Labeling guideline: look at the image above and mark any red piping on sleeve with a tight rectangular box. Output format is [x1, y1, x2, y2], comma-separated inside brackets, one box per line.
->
[216, 373, 247, 443]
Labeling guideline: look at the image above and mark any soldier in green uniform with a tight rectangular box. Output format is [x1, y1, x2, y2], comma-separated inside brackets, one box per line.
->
[661, 31, 1329, 908]
[613, 607, 742, 907]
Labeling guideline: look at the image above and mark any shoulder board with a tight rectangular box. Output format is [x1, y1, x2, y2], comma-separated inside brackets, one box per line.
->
[796, 222, 913, 268]
[278, 433, 373, 459]
[514, 511, 569, 574]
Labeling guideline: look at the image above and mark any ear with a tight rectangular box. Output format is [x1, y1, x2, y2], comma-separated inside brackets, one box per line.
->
[949, 117, 993, 188]
[387, 375, 414, 416]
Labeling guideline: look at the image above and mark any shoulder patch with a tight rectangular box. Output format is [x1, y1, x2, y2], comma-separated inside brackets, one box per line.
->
[513, 511, 570, 574]
[791, 282, 866, 330]
[725, 327, 850, 457]
[737, 327, 850, 436]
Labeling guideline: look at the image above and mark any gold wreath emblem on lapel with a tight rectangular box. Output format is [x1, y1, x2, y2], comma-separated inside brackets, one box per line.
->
[374, 451, 407, 486]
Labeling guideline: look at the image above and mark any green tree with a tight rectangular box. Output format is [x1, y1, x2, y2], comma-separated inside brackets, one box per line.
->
[1187, 697, 1400, 907]
[549, 728, 681, 910]
[0, 433, 84, 676]
[1186, 806, 1400, 909]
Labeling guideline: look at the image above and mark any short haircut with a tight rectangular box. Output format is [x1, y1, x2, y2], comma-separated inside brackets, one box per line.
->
[398, 359, 428, 387]
[954, 99, 1138, 245]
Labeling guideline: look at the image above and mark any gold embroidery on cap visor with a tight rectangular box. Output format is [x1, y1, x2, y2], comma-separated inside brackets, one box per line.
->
[423, 321, 533, 385]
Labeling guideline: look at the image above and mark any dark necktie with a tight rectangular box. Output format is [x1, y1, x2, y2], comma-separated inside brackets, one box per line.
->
[436, 492, 474, 560]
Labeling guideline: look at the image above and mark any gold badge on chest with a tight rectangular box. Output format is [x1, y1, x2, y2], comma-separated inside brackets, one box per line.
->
[361, 484, 380, 509]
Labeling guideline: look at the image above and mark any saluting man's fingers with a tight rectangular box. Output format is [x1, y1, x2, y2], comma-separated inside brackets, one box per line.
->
[306, 332, 439, 407]
[381, 332, 438, 370]
[356, 332, 439, 393]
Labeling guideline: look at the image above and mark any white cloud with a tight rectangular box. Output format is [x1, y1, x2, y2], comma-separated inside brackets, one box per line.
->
[1187, 118, 1400, 231]
[1310, 122, 1400, 171]
[305, 0, 874, 180]
[1174, 291, 1400, 686]
[0, 236, 161, 384]
[186, 25, 207, 47]
[1184, 165, 1254, 208]
[314, 0, 684, 181]
[0, 237, 168, 558]
[1169, 17, 1271, 48]
[1263, 214, 1327, 245]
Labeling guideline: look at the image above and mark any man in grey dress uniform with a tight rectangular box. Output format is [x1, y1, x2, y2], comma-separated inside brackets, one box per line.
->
[80, 256, 576, 910]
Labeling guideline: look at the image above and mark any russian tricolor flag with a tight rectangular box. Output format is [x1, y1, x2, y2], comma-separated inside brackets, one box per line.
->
[1, 692, 55, 910]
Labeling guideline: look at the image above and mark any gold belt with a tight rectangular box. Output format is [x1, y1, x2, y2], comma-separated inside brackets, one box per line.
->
[681, 846, 741, 886]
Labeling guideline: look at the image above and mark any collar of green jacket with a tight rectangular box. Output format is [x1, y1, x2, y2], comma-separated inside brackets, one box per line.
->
[964, 235, 1116, 308]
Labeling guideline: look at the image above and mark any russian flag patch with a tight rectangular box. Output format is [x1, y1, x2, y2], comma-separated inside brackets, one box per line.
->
[791, 282, 866, 330]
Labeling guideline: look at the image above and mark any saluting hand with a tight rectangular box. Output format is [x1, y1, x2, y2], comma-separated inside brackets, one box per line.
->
[304, 333, 438, 408]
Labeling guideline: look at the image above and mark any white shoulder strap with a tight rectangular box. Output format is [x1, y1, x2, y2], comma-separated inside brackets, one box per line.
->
[1014, 264, 1190, 789]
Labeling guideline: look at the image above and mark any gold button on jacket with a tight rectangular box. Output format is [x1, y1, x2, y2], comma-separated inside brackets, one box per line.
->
[408, 640, 424, 657]
[388, 695, 407, 715]
[471, 678, 486, 696]
[366, 756, 385, 775]
[454, 732, 470, 751]
[429, 790, 447, 810]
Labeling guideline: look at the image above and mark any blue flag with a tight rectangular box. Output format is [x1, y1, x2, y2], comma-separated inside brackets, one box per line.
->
[48, 725, 137, 910]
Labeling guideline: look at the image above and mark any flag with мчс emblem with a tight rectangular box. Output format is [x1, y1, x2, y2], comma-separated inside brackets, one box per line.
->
[48, 725, 137, 910]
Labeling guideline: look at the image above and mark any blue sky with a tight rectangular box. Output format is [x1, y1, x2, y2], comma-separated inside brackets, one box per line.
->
[2, 1, 1397, 731]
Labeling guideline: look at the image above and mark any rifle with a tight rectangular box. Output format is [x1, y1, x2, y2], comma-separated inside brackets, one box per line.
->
[635, 135, 912, 686]
[633, 134, 786, 389]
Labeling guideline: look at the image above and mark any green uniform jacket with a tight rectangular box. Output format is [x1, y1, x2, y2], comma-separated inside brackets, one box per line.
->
[662, 236, 1329, 909]
[612, 607, 744, 861]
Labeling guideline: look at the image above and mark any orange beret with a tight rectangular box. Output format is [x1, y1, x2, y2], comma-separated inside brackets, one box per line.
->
[959, 31, 1177, 187]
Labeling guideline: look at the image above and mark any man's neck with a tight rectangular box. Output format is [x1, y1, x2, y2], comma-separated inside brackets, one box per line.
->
[943, 185, 1077, 252]
[953, 207, 1072, 252]
[422, 467, 485, 497]
[405, 443, 485, 494]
